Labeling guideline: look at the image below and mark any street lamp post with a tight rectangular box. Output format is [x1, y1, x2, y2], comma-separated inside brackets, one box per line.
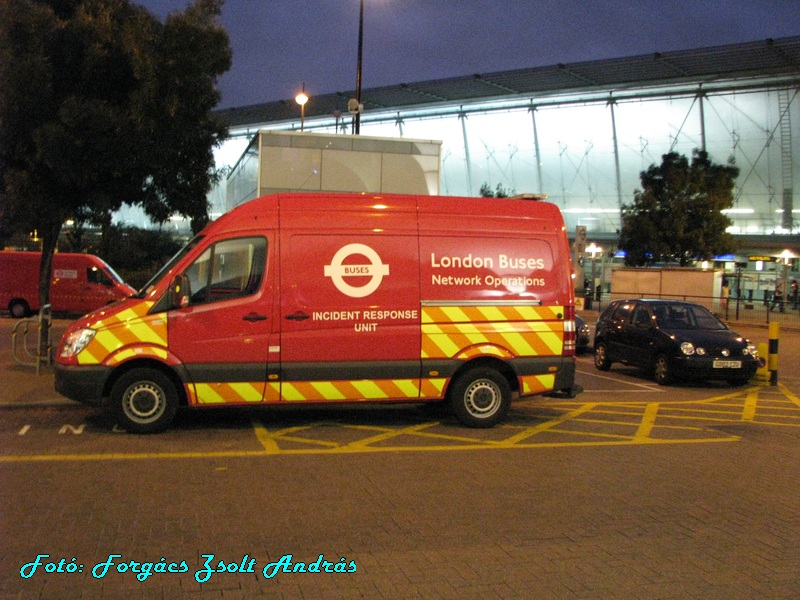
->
[586, 242, 603, 309]
[355, 0, 364, 134]
[295, 87, 309, 132]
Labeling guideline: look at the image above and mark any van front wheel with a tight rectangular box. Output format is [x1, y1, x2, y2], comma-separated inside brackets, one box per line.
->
[111, 368, 178, 434]
[448, 367, 511, 428]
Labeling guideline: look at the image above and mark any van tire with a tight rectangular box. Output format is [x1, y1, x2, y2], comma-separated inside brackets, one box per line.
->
[111, 368, 179, 434]
[9, 299, 30, 319]
[448, 367, 511, 428]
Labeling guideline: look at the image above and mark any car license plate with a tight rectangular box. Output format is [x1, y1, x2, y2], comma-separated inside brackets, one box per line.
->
[713, 360, 741, 368]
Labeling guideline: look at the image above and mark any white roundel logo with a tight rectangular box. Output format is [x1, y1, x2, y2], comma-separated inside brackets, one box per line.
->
[324, 243, 390, 298]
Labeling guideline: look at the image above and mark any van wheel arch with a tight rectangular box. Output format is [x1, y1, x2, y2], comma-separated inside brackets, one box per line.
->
[104, 359, 187, 407]
[448, 357, 518, 395]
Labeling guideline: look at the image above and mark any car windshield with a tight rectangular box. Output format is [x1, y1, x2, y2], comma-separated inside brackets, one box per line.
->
[652, 303, 727, 331]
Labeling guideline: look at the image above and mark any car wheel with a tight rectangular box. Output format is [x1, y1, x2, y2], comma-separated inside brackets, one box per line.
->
[448, 367, 511, 428]
[111, 368, 179, 434]
[594, 342, 612, 371]
[654, 354, 672, 385]
[9, 300, 30, 319]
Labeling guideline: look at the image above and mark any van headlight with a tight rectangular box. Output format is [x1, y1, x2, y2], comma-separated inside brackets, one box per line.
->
[680, 342, 695, 355]
[60, 329, 96, 358]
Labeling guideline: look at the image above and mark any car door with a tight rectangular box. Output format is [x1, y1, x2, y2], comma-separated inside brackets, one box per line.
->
[625, 303, 657, 368]
[601, 302, 633, 362]
[167, 235, 278, 405]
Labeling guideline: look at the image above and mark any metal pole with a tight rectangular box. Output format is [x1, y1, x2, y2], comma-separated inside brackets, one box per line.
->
[355, 0, 364, 134]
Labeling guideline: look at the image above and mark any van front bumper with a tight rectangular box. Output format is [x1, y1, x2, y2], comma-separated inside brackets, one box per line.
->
[54, 364, 111, 406]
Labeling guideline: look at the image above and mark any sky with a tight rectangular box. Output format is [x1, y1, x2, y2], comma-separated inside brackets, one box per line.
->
[137, 0, 800, 110]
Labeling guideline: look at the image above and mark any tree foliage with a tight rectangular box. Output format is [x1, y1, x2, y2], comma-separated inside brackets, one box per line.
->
[479, 183, 514, 198]
[619, 150, 739, 267]
[0, 0, 231, 309]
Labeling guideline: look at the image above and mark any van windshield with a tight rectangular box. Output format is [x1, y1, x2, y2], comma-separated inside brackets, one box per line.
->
[137, 236, 204, 297]
[103, 263, 125, 285]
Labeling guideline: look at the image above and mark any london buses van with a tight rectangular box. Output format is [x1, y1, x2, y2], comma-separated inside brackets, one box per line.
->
[54, 192, 578, 433]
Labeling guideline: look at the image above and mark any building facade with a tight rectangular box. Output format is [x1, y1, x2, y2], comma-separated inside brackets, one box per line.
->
[215, 36, 800, 258]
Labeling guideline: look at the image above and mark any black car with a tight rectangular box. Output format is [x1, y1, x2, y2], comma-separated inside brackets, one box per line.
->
[593, 299, 758, 385]
[575, 314, 591, 353]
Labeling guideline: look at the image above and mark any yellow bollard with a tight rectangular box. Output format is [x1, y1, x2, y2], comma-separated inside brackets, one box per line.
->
[768, 322, 779, 386]
[755, 342, 769, 382]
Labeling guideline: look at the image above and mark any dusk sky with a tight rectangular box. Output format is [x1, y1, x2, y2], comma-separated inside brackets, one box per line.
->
[137, 0, 800, 110]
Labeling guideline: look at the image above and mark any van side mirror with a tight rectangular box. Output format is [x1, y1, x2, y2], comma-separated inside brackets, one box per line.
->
[170, 275, 191, 309]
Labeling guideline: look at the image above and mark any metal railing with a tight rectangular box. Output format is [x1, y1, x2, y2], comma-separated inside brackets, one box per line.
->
[11, 304, 53, 374]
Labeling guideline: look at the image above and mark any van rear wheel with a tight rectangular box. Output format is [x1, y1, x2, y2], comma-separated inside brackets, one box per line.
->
[9, 300, 30, 319]
[111, 368, 178, 434]
[448, 367, 511, 428]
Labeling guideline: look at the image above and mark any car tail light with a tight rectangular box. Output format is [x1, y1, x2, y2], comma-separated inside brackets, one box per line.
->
[563, 305, 576, 356]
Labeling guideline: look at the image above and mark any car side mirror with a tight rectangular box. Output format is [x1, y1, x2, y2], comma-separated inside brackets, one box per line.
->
[170, 274, 191, 309]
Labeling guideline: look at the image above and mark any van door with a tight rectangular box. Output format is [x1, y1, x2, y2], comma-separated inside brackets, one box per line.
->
[279, 231, 422, 402]
[51, 259, 83, 313]
[167, 235, 277, 405]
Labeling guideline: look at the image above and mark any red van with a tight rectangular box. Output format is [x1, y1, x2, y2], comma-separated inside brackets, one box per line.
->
[0, 251, 135, 318]
[54, 193, 578, 432]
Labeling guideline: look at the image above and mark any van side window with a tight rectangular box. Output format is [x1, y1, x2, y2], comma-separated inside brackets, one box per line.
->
[184, 237, 267, 305]
[87, 267, 113, 286]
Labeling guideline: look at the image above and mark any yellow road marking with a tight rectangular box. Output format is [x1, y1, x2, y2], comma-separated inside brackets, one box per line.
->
[250, 418, 280, 453]
[3, 384, 800, 463]
[635, 403, 659, 439]
[779, 382, 800, 408]
[503, 404, 598, 444]
[743, 389, 759, 422]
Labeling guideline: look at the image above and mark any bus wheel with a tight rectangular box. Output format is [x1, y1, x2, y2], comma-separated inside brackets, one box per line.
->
[448, 367, 511, 428]
[9, 300, 30, 319]
[111, 368, 178, 434]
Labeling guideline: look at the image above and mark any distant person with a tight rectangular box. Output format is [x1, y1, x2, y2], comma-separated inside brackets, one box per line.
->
[721, 281, 730, 310]
[791, 279, 798, 310]
[771, 282, 784, 312]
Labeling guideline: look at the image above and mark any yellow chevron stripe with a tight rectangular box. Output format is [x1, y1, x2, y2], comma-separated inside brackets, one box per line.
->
[422, 305, 564, 323]
[78, 308, 168, 366]
[194, 382, 267, 404]
[520, 374, 556, 395]
[352, 380, 390, 399]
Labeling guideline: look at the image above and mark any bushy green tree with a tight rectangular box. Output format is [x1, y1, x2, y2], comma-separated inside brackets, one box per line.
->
[0, 0, 230, 312]
[619, 150, 738, 266]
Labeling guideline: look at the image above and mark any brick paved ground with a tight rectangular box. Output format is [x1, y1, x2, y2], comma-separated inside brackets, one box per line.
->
[3, 408, 800, 598]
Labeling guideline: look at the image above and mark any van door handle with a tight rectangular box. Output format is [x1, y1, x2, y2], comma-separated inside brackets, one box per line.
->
[285, 311, 310, 321]
[243, 313, 268, 322]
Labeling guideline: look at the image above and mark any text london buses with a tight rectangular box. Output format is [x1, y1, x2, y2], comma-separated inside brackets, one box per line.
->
[430, 252, 546, 287]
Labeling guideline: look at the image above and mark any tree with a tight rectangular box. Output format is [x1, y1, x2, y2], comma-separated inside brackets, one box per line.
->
[479, 183, 514, 198]
[619, 150, 739, 267]
[0, 0, 231, 314]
